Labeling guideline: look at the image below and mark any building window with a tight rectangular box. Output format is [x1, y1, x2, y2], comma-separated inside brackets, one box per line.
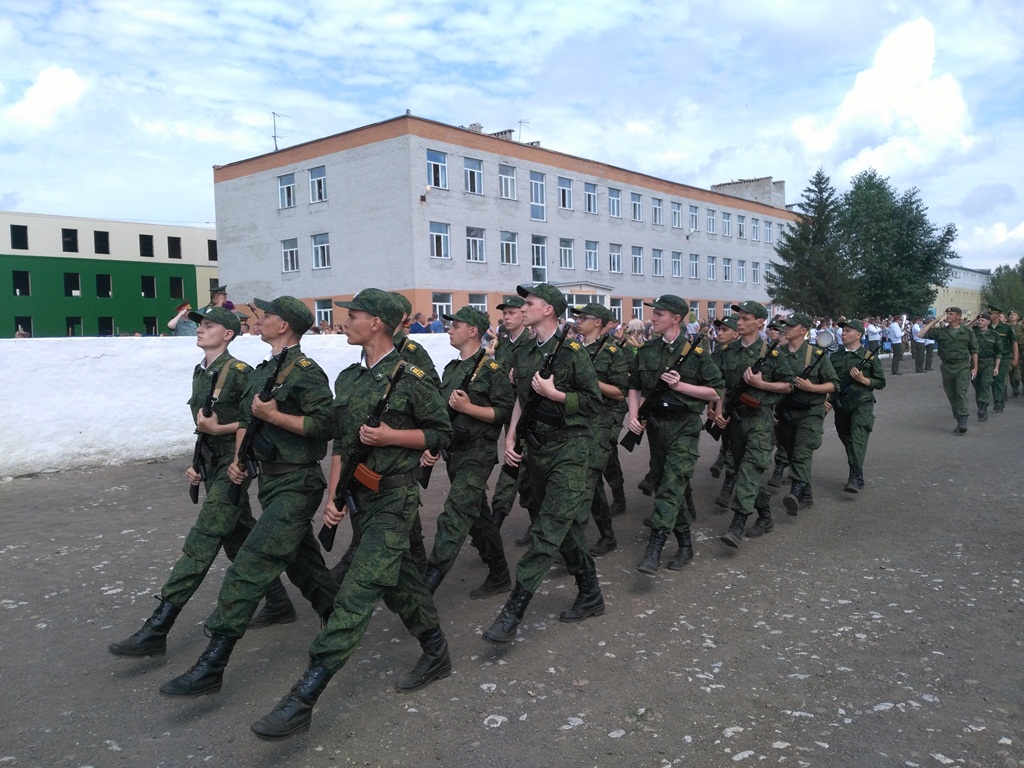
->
[558, 177, 573, 210]
[652, 249, 664, 277]
[427, 149, 448, 189]
[631, 246, 643, 275]
[631, 193, 643, 222]
[764, 262, 775, 282]
[65, 317, 82, 337]
[10, 224, 28, 250]
[62, 228, 79, 253]
[722, 212, 732, 237]
[63, 273, 81, 298]
[279, 173, 296, 208]
[751, 218, 760, 241]
[13, 270, 30, 296]
[207, 240, 218, 261]
[652, 198, 663, 225]
[706, 255, 716, 281]
[309, 166, 327, 202]
[14, 316, 32, 336]
[706, 209, 716, 235]
[139, 234, 154, 258]
[723, 257, 732, 282]
[559, 238, 574, 269]
[531, 235, 547, 282]
[752, 261, 761, 284]
[209, 278, 220, 292]
[168, 236, 182, 259]
[142, 316, 157, 335]
[499, 164, 516, 199]
[689, 253, 699, 279]
[707, 302, 717, 320]
[170, 276, 185, 299]
[98, 317, 113, 336]
[632, 299, 644, 320]
[608, 188, 621, 218]
[764, 220, 773, 243]
[429, 222, 450, 259]
[530, 172, 546, 220]
[585, 240, 599, 271]
[315, 299, 333, 327]
[432, 292, 453, 320]
[500, 231, 518, 265]
[671, 202, 682, 229]
[312, 232, 331, 269]
[737, 260, 746, 283]
[466, 227, 485, 262]
[723, 304, 732, 317]
[282, 238, 299, 272]
[609, 244, 622, 273]
[94, 230, 110, 254]
[140, 275, 156, 298]
[737, 215, 746, 239]
[96, 274, 111, 298]
[584, 183, 598, 214]
[610, 298, 622, 322]
[671, 251, 682, 278]
[464, 158, 483, 194]
[468, 293, 488, 313]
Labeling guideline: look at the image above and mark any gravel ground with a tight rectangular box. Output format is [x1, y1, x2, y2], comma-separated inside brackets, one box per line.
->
[2, 366, 1022, 768]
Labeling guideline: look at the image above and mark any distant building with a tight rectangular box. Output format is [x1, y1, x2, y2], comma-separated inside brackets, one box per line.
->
[1, 212, 218, 337]
[932, 262, 990, 318]
[213, 114, 796, 328]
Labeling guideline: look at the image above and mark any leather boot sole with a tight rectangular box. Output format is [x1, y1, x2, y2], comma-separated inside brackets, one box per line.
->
[558, 602, 605, 623]
[783, 494, 800, 516]
[720, 531, 742, 548]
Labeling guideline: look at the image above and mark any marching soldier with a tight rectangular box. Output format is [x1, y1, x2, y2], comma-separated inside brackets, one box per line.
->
[987, 306, 1017, 413]
[1008, 310, 1024, 397]
[710, 316, 739, 508]
[920, 308, 978, 434]
[971, 312, 1002, 422]
[830, 319, 886, 490]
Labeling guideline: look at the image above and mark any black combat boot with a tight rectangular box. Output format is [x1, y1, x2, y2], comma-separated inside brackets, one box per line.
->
[978, 404, 988, 422]
[844, 465, 860, 493]
[250, 660, 334, 740]
[395, 626, 452, 692]
[559, 566, 605, 622]
[667, 530, 694, 570]
[720, 512, 747, 548]
[636, 529, 668, 575]
[610, 485, 626, 516]
[248, 578, 297, 628]
[714, 474, 736, 509]
[420, 565, 444, 595]
[589, 518, 617, 556]
[469, 563, 512, 599]
[514, 524, 533, 547]
[767, 461, 786, 488]
[160, 633, 237, 697]
[956, 415, 969, 433]
[854, 467, 865, 491]
[745, 503, 774, 538]
[109, 596, 180, 657]
[483, 583, 533, 645]
[783, 481, 808, 516]
[709, 448, 727, 478]
[799, 483, 814, 508]
[638, 473, 654, 496]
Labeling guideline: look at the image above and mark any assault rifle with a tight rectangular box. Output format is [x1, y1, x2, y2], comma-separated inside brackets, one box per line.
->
[587, 332, 610, 362]
[704, 338, 782, 441]
[318, 361, 408, 551]
[832, 342, 881, 411]
[226, 349, 288, 506]
[777, 329, 835, 420]
[621, 333, 705, 452]
[188, 368, 220, 504]
[419, 351, 488, 490]
[501, 324, 570, 479]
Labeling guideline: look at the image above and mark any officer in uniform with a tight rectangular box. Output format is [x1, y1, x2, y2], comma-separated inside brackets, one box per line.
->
[483, 283, 604, 646]
[109, 307, 294, 658]
[921, 307, 978, 434]
[160, 296, 338, 699]
[626, 295, 723, 573]
[420, 306, 515, 598]
[830, 319, 886, 490]
[987, 306, 1017, 413]
[971, 312, 1002, 422]
[1007, 310, 1024, 397]
[773, 313, 839, 514]
[711, 302, 794, 547]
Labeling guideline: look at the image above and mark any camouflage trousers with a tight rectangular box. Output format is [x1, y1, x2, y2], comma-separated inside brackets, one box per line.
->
[833, 402, 875, 469]
[974, 359, 996, 409]
[939, 364, 971, 419]
[309, 484, 440, 672]
[646, 413, 701, 534]
[602, 413, 627, 494]
[992, 361, 1011, 407]
[586, 421, 615, 529]
[773, 411, 825, 484]
[205, 466, 337, 638]
[725, 408, 773, 516]
[161, 454, 256, 607]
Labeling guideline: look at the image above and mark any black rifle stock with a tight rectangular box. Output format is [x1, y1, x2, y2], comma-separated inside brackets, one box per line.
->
[188, 368, 220, 504]
[704, 338, 781, 441]
[227, 349, 288, 506]
[620, 333, 705, 452]
[501, 324, 570, 479]
[832, 344, 881, 411]
[318, 361, 408, 551]
[419, 351, 488, 489]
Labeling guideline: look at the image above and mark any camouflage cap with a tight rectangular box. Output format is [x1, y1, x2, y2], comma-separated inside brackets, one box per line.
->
[188, 306, 241, 336]
[496, 296, 526, 310]
[570, 302, 613, 324]
[443, 306, 490, 336]
[839, 319, 865, 334]
[335, 288, 404, 330]
[767, 318, 787, 332]
[714, 315, 740, 331]
[782, 312, 813, 329]
[731, 300, 769, 320]
[254, 296, 314, 335]
[517, 283, 567, 315]
[389, 292, 413, 316]
[643, 294, 689, 316]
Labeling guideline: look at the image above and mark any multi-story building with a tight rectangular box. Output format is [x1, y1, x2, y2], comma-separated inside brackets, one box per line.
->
[213, 114, 796, 328]
[932, 262, 990, 318]
[1, 212, 218, 337]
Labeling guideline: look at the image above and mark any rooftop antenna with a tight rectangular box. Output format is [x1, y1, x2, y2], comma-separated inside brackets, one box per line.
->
[517, 119, 530, 142]
[272, 111, 289, 151]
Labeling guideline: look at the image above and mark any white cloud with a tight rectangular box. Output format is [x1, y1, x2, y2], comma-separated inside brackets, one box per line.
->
[3, 66, 88, 131]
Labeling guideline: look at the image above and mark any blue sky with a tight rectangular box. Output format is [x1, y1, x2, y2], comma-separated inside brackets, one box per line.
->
[1, 0, 1022, 270]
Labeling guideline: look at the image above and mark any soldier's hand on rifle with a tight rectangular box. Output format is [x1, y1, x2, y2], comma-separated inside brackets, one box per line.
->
[709, 400, 729, 428]
[660, 369, 681, 388]
[421, 449, 440, 467]
[504, 437, 523, 468]
[794, 376, 814, 391]
[849, 366, 868, 386]
[227, 458, 249, 484]
[359, 421, 395, 446]
[531, 371, 559, 399]
[195, 409, 220, 434]
[626, 416, 645, 436]
[324, 498, 348, 527]
[251, 393, 279, 421]
[448, 389, 471, 413]
[742, 367, 765, 387]
[185, 466, 202, 485]
[824, 399, 833, 413]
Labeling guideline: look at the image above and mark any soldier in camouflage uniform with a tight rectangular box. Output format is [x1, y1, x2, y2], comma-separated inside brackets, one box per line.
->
[109, 307, 294, 658]
[711, 302, 795, 547]
[921, 308, 978, 434]
[626, 295, 723, 573]
[420, 306, 515, 599]
[160, 297, 338, 699]
[710, 316, 739, 508]
[765, 317, 791, 489]
[830, 319, 887, 490]
[971, 312, 1002, 422]
[483, 284, 604, 646]
[773, 313, 839, 514]
[1007, 310, 1023, 397]
[251, 288, 454, 740]
[986, 306, 1017, 413]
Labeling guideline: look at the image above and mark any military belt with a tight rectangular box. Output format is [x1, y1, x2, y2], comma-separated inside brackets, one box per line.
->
[374, 467, 423, 491]
[525, 425, 592, 446]
[449, 435, 496, 453]
[259, 461, 316, 476]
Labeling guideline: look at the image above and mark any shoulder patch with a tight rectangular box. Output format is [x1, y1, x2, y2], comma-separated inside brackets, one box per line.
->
[607, 344, 618, 353]
[694, 346, 704, 355]
[771, 349, 779, 357]
[233, 361, 250, 372]
[568, 341, 582, 351]
[298, 358, 313, 368]
[405, 342, 418, 352]
[488, 361, 500, 370]
[408, 366, 426, 379]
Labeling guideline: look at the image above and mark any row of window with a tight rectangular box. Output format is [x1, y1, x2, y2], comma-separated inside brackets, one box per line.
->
[424, 149, 778, 242]
[279, 166, 327, 208]
[12, 316, 167, 337]
[7, 225, 218, 261]
[11, 270, 202, 300]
